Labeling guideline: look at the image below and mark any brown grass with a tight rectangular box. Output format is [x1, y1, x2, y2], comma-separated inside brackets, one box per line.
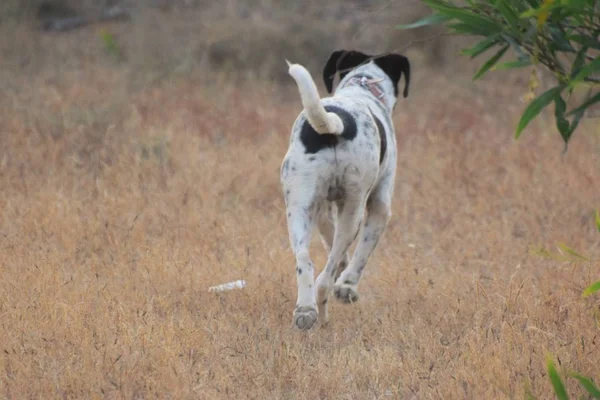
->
[1, 7, 600, 400]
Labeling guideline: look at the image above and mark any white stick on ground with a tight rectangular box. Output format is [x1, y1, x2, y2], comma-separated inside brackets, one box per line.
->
[208, 280, 247, 292]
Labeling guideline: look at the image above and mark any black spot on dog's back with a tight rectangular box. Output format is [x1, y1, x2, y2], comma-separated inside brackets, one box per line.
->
[370, 111, 387, 164]
[300, 105, 357, 154]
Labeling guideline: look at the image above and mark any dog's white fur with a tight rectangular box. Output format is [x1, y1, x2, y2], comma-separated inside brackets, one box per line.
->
[281, 52, 408, 330]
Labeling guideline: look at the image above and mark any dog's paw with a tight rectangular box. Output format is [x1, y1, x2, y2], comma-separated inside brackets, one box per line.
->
[333, 282, 359, 304]
[293, 306, 318, 330]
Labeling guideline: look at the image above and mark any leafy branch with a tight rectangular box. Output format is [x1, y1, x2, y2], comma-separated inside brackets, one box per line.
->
[399, 0, 600, 149]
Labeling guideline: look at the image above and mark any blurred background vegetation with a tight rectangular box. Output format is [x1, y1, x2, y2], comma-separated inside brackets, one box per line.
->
[0, 0, 461, 86]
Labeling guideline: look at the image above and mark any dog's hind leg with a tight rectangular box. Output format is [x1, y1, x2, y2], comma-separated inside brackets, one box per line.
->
[315, 195, 366, 324]
[334, 181, 393, 304]
[284, 193, 320, 330]
[317, 203, 349, 281]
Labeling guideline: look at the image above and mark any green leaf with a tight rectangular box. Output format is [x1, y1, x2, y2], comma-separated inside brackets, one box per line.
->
[583, 281, 600, 297]
[568, 34, 600, 50]
[509, 0, 536, 12]
[548, 26, 575, 53]
[473, 45, 509, 80]
[554, 95, 571, 145]
[548, 5, 575, 24]
[461, 34, 501, 58]
[547, 356, 569, 400]
[501, 34, 528, 59]
[434, 7, 503, 35]
[516, 86, 565, 139]
[557, 242, 590, 261]
[492, 59, 532, 70]
[566, 105, 585, 145]
[520, 3, 562, 19]
[570, 56, 600, 87]
[397, 13, 451, 29]
[421, 0, 459, 12]
[520, 8, 541, 18]
[566, 91, 600, 116]
[596, 209, 600, 233]
[523, 0, 542, 7]
[449, 22, 480, 34]
[570, 46, 589, 80]
[496, 0, 521, 32]
[570, 373, 600, 398]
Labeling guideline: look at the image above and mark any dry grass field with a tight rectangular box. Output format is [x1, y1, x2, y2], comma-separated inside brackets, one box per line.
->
[1, 4, 600, 399]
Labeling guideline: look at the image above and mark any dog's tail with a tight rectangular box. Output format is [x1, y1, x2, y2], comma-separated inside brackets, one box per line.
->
[286, 60, 344, 135]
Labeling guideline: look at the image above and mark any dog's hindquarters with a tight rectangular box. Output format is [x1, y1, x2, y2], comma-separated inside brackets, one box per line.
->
[287, 61, 344, 135]
[281, 148, 380, 328]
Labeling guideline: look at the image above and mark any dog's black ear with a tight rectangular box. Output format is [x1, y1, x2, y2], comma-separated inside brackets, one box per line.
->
[374, 54, 411, 98]
[322, 50, 371, 93]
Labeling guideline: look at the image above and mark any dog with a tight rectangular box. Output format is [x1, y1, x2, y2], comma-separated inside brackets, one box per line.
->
[281, 50, 410, 330]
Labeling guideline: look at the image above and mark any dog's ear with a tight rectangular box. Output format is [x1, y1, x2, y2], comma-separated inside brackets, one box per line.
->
[322, 50, 371, 93]
[374, 54, 411, 98]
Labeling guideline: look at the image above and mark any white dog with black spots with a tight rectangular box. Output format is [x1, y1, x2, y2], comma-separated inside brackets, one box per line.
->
[281, 50, 411, 330]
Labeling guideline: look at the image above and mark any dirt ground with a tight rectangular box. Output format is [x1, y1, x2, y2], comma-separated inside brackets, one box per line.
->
[1, 4, 600, 399]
